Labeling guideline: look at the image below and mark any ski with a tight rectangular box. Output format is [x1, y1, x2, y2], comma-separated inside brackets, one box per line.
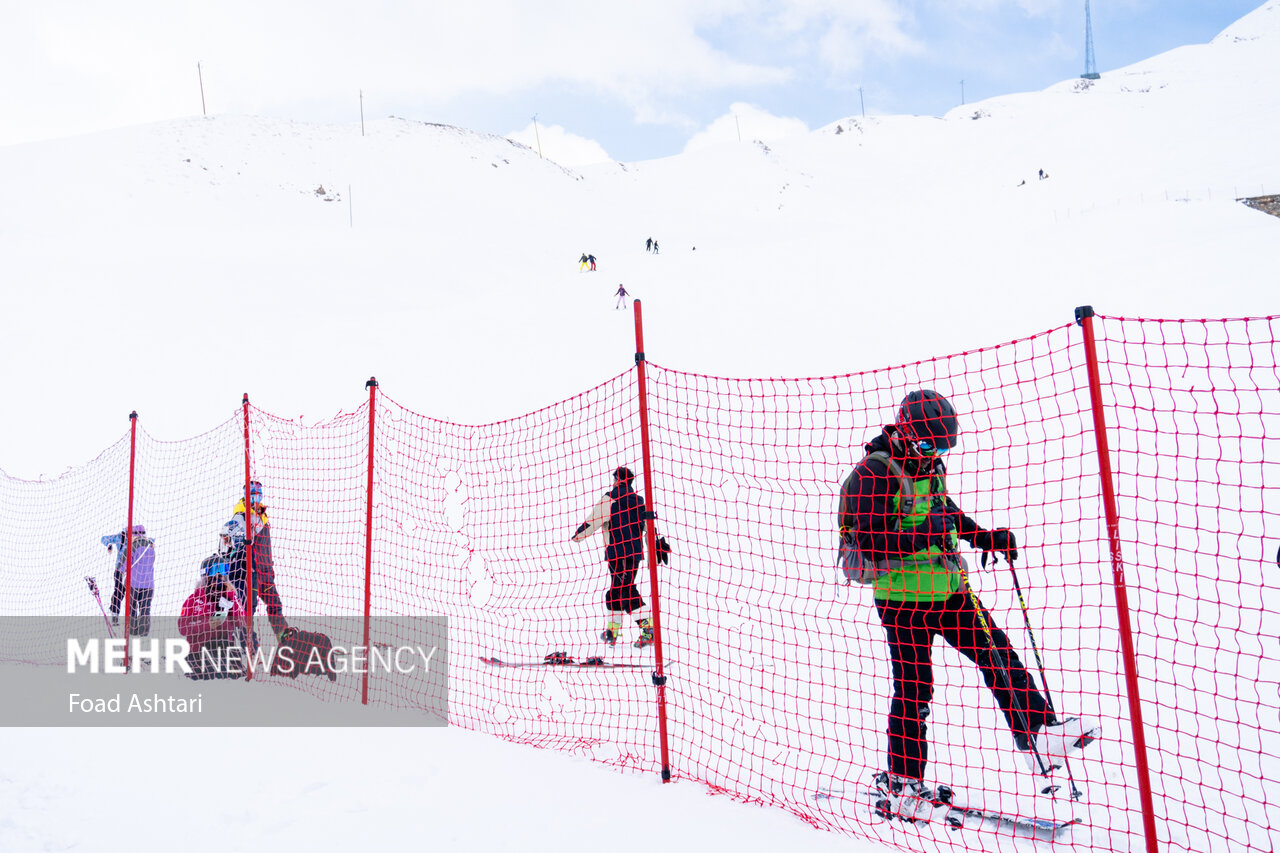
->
[816, 782, 1080, 841]
[939, 799, 1081, 839]
[480, 652, 650, 669]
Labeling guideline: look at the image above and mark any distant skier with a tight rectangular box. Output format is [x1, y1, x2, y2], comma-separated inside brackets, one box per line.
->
[652, 241, 659, 255]
[579, 253, 590, 271]
[839, 389, 1099, 822]
[588, 253, 598, 271]
[645, 237, 653, 252]
[614, 283, 629, 309]
[571, 467, 668, 649]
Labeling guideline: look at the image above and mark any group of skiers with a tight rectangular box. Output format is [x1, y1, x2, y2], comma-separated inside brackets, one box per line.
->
[180, 480, 291, 676]
[570, 389, 1099, 823]
[96, 389, 1099, 811]
[100, 479, 292, 678]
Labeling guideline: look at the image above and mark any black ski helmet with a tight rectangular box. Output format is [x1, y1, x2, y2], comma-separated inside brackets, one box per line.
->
[895, 389, 960, 451]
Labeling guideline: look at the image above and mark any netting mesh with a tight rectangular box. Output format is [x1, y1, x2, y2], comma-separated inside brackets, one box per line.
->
[2, 312, 1278, 853]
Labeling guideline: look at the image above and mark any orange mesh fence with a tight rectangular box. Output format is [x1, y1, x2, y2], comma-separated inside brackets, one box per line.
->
[2, 311, 1277, 853]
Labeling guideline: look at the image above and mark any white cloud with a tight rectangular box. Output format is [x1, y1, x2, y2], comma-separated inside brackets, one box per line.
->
[0, 1, 919, 146]
[681, 102, 809, 154]
[507, 121, 613, 167]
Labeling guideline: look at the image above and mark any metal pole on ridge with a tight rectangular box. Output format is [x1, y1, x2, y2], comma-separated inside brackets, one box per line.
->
[1074, 305, 1159, 853]
[123, 411, 138, 669]
[243, 394, 256, 681]
[632, 299, 673, 782]
[362, 377, 378, 706]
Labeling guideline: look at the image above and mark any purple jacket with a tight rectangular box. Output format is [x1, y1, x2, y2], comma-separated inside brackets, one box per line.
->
[100, 531, 156, 589]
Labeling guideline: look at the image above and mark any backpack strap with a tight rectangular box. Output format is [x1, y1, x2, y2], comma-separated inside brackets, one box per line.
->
[863, 450, 913, 526]
[838, 449, 916, 583]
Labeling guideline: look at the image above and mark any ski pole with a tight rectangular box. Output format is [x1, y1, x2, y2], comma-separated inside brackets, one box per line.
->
[85, 576, 116, 639]
[954, 557, 1055, 778]
[1002, 554, 1083, 800]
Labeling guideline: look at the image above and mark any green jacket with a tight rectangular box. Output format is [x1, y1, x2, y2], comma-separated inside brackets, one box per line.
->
[838, 428, 981, 602]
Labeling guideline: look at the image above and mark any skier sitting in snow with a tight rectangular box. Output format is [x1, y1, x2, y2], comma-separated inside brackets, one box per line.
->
[839, 390, 1099, 821]
[571, 467, 668, 649]
[179, 563, 248, 679]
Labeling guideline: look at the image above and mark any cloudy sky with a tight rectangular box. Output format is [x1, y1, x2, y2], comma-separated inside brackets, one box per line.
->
[0, 1, 1263, 165]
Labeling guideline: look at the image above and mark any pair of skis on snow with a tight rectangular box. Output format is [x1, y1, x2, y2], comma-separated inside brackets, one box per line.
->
[815, 783, 1080, 840]
[480, 651, 651, 669]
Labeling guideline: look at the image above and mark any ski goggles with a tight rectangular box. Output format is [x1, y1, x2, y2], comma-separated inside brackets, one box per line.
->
[915, 439, 949, 456]
[204, 560, 230, 578]
[248, 481, 264, 504]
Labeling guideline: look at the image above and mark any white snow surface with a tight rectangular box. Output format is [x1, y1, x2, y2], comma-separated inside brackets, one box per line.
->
[2, 3, 1279, 852]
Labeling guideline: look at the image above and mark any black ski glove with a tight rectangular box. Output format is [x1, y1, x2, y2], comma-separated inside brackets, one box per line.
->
[571, 522, 589, 540]
[656, 536, 671, 565]
[973, 528, 1018, 568]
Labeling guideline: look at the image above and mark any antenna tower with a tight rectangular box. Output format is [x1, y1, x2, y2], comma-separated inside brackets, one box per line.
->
[1082, 0, 1101, 79]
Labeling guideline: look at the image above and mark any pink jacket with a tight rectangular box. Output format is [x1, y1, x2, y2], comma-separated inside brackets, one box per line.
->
[178, 585, 246, 655]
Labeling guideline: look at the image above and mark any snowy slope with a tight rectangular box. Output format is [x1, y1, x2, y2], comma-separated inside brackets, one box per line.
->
[3, 5, 1278, 480]
[1, 4, 1279, 853]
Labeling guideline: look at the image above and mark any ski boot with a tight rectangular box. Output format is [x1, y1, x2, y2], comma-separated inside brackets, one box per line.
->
[633, 618, 655, 649]
[1024, 717, 1101, 774]
[872, 771, 944, 823]
[600, 621, 621, 646]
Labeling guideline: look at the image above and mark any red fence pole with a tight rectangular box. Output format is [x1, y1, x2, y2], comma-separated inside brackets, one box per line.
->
[242, 394, 255, 681]
[632, 299, 673, 782]
[123, 411, 138, 669]
[1075, 306, 1159, 853]
[362, 377, 378, 705]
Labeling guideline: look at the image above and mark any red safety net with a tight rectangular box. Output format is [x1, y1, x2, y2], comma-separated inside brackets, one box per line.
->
[2, 312, 1278, 853]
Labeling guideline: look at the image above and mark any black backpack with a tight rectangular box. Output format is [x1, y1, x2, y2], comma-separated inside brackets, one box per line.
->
[837, 450, 913, 584]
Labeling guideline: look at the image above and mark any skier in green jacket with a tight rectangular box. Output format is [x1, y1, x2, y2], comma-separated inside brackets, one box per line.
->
[839, 389, 1099, 821]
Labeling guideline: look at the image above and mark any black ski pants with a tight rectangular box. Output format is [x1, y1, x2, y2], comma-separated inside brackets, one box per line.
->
[876, 593, 1054, 781]
[232, 568, 290, 640]
[109, 571, 153, 636]
[604, 556, 645, 614]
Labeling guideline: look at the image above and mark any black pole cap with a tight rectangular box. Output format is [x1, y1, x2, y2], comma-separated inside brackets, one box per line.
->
[1074, 305, 1095, 325]
[366, 377, 378, 388]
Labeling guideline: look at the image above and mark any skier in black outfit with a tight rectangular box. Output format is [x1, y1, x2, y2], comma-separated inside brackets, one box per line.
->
[572, 467, 662, 649]
[839, 389, 1099, 821]
[227, 480, 290, 641]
